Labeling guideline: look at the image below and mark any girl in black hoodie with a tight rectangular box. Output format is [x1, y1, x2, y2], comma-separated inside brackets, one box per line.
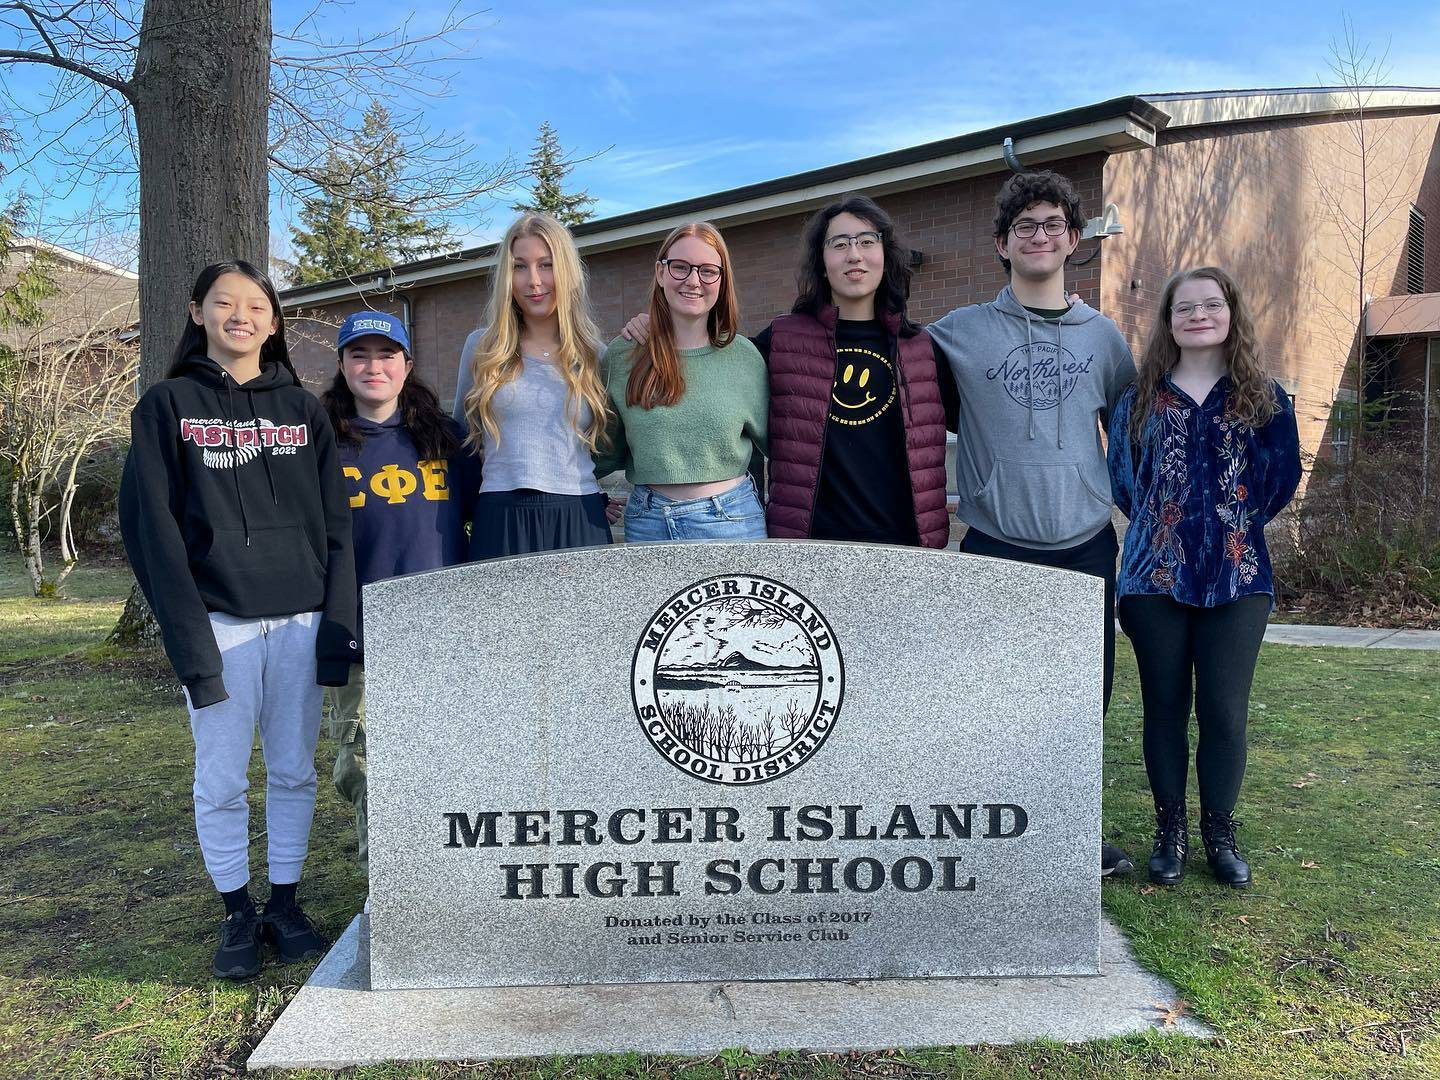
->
[119, 261, 357, 979]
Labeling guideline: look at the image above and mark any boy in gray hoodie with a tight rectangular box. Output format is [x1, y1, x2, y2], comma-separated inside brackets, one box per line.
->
[927, 170, 1136, 876]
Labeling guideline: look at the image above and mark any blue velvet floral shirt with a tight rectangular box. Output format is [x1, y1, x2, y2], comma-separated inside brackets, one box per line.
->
[1108, 375, 1301, 607]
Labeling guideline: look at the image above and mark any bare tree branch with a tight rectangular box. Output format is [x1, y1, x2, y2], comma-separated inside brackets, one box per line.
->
[0, 47, 131, 96]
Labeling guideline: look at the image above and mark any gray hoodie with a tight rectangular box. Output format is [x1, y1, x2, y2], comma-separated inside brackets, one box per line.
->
[928, 286, 1135, 551]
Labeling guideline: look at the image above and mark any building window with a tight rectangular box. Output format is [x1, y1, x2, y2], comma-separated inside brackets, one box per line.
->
[1407, 205, 1426, 294]
[1331, 388, 1357, 466]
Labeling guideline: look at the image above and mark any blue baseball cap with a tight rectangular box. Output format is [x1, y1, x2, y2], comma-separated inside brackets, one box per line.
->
[337, 310, 410, 354]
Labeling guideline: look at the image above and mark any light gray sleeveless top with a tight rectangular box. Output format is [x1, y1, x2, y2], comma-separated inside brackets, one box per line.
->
[478, 356, 601, 495]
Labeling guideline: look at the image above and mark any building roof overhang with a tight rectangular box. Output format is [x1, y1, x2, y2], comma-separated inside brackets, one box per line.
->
[1144, 86, 1440, 130]
[1366, 293, 1440, 338]
[281, 95, 1166, 309]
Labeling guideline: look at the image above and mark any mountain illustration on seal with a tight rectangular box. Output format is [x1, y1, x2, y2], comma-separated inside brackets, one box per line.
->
[653, 597, 821, 763]
[656, 598, 818, 678]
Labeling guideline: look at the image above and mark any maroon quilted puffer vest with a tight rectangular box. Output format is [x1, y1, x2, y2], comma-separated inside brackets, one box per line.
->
[765, 306, 950, 547]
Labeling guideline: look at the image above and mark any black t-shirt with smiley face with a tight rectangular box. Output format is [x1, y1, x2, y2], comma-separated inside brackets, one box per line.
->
[808, 317, 917, 544]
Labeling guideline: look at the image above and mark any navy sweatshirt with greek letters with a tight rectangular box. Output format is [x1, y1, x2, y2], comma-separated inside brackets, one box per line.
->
[118, 355, 358, 709]
[339, 413, 479, 653]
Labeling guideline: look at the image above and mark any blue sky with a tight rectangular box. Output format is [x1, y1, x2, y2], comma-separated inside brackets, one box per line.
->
[6, 0, 1440, 262]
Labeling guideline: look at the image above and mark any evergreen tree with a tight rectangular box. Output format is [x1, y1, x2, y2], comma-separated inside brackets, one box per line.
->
[287, 153, 376, 285]
[0, 134, 56, 330]
[354, 101, 452, 264]
[288, 101, 453, 284]
[512, 121, 597, 227]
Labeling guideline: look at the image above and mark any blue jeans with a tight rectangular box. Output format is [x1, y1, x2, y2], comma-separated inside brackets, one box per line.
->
[623, 476, 767, 542]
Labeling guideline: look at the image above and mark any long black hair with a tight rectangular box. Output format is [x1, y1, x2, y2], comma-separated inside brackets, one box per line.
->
[167, 260, 299, 382]
[322, 358, 461, 462]
[792, 193, 919, 337]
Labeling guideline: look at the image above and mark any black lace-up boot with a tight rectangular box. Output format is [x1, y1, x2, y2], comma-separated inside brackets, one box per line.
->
[1200, 808, 1252, 888]
[1148, 801, 1189, 886]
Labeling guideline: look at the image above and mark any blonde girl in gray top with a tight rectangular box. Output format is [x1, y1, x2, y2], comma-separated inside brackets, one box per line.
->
[454, 212, 613, 557]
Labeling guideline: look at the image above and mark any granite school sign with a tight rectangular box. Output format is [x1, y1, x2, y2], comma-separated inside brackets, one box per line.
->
[362, 541, 1104, 991]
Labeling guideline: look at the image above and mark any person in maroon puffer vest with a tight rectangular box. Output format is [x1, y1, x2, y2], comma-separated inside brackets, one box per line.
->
[621, 193, 957, 546]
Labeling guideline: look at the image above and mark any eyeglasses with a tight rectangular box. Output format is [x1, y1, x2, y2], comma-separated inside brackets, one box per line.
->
[824, 231, 882, 253]
[1171, 299, 1229, 319]
[658, 258, 723, 284]
[1009, 219, 1071, 238]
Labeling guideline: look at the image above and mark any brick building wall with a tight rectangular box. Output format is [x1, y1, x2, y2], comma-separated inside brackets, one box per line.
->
[284, 113, 1439, 469]
[286, 153, 1108, 402]
[1101, 109, 1440, 460]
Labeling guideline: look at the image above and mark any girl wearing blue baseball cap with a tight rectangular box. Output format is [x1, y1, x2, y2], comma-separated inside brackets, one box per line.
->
[321, 310, 479, 882]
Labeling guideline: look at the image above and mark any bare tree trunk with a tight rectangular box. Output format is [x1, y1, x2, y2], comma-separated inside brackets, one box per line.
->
[109, 585, 162, 647]
[120, 0, 271, 636]
[22, 478, 46, 596]
[7, 470, 22, 555]
[132, 0, 271, 390]
[54, 448, 83, 589]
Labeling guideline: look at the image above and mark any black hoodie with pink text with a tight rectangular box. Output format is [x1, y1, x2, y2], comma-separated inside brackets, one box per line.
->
[119, 354, 358, 709]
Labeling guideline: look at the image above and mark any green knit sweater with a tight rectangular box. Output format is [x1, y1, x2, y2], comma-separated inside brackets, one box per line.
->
[594, 335, 768, 485]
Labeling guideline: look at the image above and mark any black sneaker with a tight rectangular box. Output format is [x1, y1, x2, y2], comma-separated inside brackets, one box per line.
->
[212, 906, 262, 980]
[260, 900, 330, 964]
[1102, 840, 1135, 878]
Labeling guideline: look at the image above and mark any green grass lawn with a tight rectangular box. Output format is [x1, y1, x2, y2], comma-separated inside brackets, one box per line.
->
[0, 556, 1437, 1079]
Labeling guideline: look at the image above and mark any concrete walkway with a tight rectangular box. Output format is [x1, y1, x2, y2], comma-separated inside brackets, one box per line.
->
[1262, 624, 1440, 650]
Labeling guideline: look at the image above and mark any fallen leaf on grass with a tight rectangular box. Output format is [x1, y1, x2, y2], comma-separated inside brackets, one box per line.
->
[1300, 860, 1320, 869]
[1237, 915, 1254, 925]
[113, 994, 135, 1011]
[1151, 1000, 1191, 1027]
[1140, 885, 1157, 895]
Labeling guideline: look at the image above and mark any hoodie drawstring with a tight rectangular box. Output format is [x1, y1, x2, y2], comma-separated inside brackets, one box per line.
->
[221, 374, 252, 546]
[1021, 308, 1065, 450]
[1024, 315, 1036, 441]
[1056, 317, 1064, 450]
[249, 387, 280, 507]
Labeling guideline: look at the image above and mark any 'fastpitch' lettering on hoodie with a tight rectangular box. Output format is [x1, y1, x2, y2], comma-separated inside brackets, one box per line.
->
[179, 417, 312, 470]
[118, 355, 358, 709]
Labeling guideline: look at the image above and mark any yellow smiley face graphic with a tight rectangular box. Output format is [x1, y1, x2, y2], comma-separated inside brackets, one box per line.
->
[832, 362, 877, 411]
[829, 346, 896, 427]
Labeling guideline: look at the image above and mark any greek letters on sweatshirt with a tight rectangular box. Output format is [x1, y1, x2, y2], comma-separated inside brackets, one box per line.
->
[927, 286, 1136, 551]
[118, 356, 359, 709]
[340, 414, 479, 650]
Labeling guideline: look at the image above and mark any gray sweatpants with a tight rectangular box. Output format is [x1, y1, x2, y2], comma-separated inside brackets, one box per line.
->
[185, 611, 323, 893]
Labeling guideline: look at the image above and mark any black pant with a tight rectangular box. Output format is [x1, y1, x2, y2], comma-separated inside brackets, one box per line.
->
[1117, 593, 1270, 813]
[960, 523, 1118, 714]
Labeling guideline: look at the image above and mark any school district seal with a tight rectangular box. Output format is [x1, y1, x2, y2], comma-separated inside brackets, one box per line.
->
[632, 574, 844, 786]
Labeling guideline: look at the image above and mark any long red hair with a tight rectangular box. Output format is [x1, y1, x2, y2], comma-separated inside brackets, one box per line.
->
[627, 221, 739, 409]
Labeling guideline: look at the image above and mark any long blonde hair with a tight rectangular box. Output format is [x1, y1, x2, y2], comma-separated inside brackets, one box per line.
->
[627, 222, 739, 409]
[463, 213, 608, 452]
[1130, 266, 1278, 443]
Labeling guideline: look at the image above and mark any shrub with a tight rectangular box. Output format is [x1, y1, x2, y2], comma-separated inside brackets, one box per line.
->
[1272, 431, 1440, 626]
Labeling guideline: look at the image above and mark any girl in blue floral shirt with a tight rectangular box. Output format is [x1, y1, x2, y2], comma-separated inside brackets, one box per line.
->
[1109, 267, 1300, 890]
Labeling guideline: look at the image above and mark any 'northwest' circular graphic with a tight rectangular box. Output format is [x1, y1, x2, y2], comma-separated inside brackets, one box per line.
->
[632, 574, 844, 785]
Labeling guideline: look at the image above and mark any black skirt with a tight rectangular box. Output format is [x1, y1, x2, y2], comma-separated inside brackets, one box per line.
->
[469, 489, 612, 560]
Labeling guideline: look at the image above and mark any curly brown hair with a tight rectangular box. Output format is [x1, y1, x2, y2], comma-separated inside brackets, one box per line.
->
[1129, 266, 1279, 443]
